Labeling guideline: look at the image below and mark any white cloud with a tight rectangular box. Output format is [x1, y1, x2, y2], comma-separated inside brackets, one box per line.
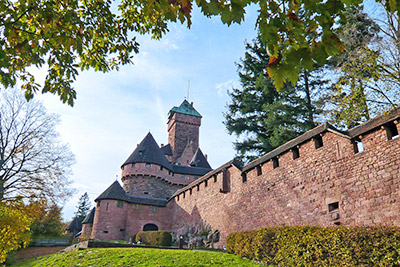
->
[215, 80, 240, 97]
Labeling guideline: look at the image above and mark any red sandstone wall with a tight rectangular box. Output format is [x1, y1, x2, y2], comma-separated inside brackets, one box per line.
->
[170, 124, 400, 246]
[91, 199, 128, 240]
[81, 224, 93, 238]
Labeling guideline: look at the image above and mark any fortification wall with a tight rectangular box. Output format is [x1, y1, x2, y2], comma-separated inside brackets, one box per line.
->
[169, 123, 400, 246]
[91, 199, 128, 240]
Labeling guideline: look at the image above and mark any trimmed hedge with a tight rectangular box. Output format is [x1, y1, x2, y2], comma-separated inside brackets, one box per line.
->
[227, 226, 400, 266]
[135, 231, 172, 247]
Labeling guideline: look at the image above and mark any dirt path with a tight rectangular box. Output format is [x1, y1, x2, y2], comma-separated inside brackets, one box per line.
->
[11, 246, 67, 264]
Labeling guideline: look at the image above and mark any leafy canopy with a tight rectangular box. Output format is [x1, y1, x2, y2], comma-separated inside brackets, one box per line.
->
[2, 0, 400, 104]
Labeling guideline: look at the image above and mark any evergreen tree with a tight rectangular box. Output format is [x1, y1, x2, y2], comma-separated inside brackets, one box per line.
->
[75, 192, 91, 223]
[224, 36, 323, 162]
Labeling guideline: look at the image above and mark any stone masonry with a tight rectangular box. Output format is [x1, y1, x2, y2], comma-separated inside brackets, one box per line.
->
[85, 100, 400, 247]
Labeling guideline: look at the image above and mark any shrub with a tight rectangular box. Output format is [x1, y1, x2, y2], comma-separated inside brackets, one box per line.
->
[135, 231, 172, 246]
[227, 226, 400, 266]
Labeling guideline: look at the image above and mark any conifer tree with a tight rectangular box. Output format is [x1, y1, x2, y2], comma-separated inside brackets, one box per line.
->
[224, 36, 323, 162]
[75, 192, 91, 223]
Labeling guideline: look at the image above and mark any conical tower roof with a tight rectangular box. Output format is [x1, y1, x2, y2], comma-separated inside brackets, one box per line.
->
[82, 207, 96, 224]
[95, 180, 129, 202]
[122, 132, 171, 169]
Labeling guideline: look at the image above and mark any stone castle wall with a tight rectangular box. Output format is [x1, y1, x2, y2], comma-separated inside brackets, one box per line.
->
[169, 123, 400, 246]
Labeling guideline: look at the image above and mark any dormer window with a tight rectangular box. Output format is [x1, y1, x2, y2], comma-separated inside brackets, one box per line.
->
[139, 150, 143, 155]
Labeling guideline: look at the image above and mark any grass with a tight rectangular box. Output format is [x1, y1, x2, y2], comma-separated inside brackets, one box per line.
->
[11, 247, 263, 266]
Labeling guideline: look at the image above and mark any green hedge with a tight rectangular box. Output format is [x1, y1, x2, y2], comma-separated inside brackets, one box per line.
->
[227, 226, 400, 266]
[135, 231, 172, 247]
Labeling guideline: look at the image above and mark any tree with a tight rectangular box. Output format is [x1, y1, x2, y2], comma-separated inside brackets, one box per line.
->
[26, 199, 65, 238]
[0, 203, 31, 263]
[75, 192, 91, 223]
[326, 5, 399, 128]
[0, 88, 75, 202]
[2, 0, 400, 104]
[224, 36, 322, 162]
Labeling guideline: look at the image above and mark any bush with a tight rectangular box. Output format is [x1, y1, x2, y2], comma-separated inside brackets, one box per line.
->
[135, 231, 172, 247]
[227, 226, 400, 266]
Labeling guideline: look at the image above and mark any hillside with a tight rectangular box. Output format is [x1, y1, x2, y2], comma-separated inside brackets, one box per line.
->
[12, 247, 263, 266]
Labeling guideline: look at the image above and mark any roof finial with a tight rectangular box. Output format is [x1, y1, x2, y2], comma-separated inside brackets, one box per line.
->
[116, 175, 118, 181]
[187, 80, 190, 101]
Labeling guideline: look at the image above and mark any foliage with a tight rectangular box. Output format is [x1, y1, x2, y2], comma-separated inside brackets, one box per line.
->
[326, 5, 400, 128]
[75, 192, 91, 223]
[12, 247, 263, 266]
[24, 199, 65, 238]
[224, 35, 321, 162]
[227, 226, 400, 266]
[0, 203, 31, 264]
[135, 231, 172, 247]
[0, 88, 75, 203]
[3, 0, 400, 103]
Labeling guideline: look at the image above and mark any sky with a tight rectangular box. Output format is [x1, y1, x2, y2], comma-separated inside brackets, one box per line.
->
[34, 6, 260, 221]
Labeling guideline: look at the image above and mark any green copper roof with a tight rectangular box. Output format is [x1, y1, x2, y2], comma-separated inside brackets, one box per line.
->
[169, 100, 202, 118]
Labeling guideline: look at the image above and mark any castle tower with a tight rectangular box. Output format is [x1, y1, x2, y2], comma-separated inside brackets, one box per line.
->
[167, 100, 202, 164]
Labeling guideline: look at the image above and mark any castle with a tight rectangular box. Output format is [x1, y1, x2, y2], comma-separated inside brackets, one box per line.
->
[81, 99, 400, 246]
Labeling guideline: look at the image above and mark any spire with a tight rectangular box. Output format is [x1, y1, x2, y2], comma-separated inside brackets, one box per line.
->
[95, 180, 129, 202]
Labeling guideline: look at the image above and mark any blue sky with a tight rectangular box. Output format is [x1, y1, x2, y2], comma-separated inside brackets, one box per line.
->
[35, 6, 259, 221]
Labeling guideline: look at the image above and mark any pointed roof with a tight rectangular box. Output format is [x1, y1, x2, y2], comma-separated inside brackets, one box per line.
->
[82, 207, 96, 224]
[168, 99, 202, 119]
[95, 180, 130, 202]
[67, 216, 82, 232]
[122, 132, 171, 169]
[190, 148, 211, 169]
[160, 144, 173, 156]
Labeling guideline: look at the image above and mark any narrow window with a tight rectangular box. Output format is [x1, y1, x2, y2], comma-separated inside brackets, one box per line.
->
[272, 157, 279, 169]
[117, 200, 124, 208]
[160, 166, 163, 171]
[328, 202, 339, 212]
[314, 135, 323, 149]
[353, 140, 364, 153]
[197, 185, 200, 191]
[97, 201, 101, 207]
[132, 163, 135, 168]
[292, 147, 300, 160]
[146, 163, 151, 168]
[242, 172, 247, 183]
[120, 229, 125, 232]
[384, 122, 399, 140]
[134, 204, 140, 210]
[204, 180, 208, 187]
[151, 206, 158, 213]
[256, 165, 262, 176]
[183, 192, 185, 198]
[177, 195, 180, 201]
[181, 174, 185, 178]
[144, 191, 149, 195]
[189, 188, 192, 195]
[214, 175, 217, 183]
[106, 203, 109, 211]
[334, 222, 341, 226]
[172, 173, 174, 177]
[103, 230, 108, 234]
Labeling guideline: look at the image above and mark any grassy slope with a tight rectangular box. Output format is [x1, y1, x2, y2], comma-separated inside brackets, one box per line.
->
[12, 247, 263, 266]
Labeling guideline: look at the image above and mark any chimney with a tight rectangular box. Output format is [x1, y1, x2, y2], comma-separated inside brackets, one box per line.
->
[205, 154, 208, 160]
[191, 102, 194, 109]
[161, 143, 164, 147]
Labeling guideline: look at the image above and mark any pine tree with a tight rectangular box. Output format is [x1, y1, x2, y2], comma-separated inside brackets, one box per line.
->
[224, 36, 323, 162]
[75, 192, 91, 223]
